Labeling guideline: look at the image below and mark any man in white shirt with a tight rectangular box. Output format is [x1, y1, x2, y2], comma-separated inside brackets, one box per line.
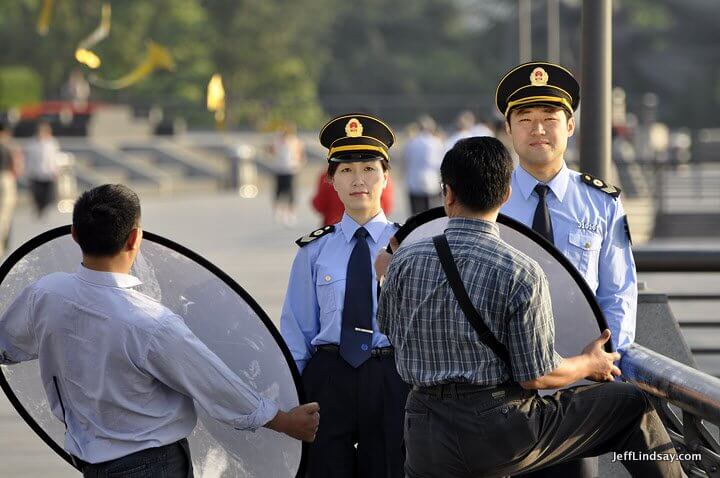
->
[0, 184, 319, 477]
[403, 115, 444, 214]
[23, 121, 61, 218]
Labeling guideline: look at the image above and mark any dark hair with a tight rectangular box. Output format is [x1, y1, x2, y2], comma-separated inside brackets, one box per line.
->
[440, 137, 513, 213]
[72, 184, 141, 256]
[326, 158, 390, 178]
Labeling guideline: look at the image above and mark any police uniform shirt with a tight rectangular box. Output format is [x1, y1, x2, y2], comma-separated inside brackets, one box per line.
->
[502, 163, 637, 351]
[0, 265, 278, 463]
[281, 211, 398, 373]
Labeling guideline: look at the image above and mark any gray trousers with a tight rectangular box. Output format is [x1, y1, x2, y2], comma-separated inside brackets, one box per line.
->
[81, 439, 193, 478]
[404, 382, 683, 478]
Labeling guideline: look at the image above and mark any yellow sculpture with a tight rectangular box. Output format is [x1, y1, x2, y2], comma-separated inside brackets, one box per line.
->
[75, 3, 111, 69]
[36, 0, 53, 36]
[90, 41, 175, 90]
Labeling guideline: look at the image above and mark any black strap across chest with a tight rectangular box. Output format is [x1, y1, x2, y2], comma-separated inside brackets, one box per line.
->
[432, 234, 512, 368]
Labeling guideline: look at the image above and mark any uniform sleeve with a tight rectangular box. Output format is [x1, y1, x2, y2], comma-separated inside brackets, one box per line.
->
[143, 315, 278, 431]
[506, 270, 563, 382]
[280, 246, 320, 374]
[597, 198, 637, 351]
[0, 285, 39, 364]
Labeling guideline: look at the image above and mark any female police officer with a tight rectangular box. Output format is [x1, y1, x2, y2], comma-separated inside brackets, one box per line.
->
[281, 114, 408, 478]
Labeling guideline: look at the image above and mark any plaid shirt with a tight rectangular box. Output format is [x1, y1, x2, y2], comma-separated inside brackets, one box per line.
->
[377, 217, 562, 386]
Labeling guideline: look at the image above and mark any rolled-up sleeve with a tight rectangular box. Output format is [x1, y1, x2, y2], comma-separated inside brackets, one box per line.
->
[143, 315, 278, 431]
[0, 285, 39, 364]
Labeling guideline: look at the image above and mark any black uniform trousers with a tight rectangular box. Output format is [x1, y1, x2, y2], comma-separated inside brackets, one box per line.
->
[404, 382, 682, 478]
[302, 346, 409, 478]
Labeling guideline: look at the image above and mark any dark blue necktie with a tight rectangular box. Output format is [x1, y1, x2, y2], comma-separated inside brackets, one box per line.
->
[339, 227, 373, 368]
[532, 184, 555, 244]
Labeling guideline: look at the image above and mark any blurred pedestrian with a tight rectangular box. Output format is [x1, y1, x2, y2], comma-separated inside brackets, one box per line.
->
[443, 110, 477, 153]
[403, 115, 444, 215]
[24, 122, 61, 218]
[0, 122, 23, 255]
[271, 122, 305, 226]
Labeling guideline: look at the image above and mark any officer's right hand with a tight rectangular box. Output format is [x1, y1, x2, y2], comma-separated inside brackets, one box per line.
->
[582, 329, 622, 382]
[266, 402, 320, 442]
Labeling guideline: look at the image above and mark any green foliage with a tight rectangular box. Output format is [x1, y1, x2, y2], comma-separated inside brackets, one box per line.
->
[0, 66, 42, 109]
[0, 0, 718, 129]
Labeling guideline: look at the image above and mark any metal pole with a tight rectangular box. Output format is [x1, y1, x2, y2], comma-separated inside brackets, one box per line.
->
[519, 0, 532, 63]
[547, 0, 560, 63]
[579, 0, 611, 179]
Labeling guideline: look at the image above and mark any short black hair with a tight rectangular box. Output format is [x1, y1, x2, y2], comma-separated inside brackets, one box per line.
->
[73, 184, 141, 256]
[440, 136, 513, 213]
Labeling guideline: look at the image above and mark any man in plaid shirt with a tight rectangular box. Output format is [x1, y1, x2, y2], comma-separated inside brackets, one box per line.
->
[376, 137, 680, 478]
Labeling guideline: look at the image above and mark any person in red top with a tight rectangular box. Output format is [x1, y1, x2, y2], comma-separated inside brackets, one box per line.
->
[311, 170, 394, 226]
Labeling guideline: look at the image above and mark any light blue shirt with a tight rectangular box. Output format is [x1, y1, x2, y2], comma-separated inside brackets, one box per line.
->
[281, 211, 398, 373]
[502, 163, 637, 351]
[0, 265, 278, 463]
[403, 132, 444, 194]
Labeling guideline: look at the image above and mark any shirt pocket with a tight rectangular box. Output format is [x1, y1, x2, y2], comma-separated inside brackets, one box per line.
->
[315, 267, 346, 315]
[565, 231, 602, 282]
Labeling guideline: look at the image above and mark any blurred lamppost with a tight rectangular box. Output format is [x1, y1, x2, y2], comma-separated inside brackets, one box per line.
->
[580, 0, 612, 180]
[519, 0, 532, 62]
[547, 0, 560, 63]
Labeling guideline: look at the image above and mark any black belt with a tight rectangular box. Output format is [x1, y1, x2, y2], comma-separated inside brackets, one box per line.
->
[316, 344, 394, 358]
[413, 382, 529, 400]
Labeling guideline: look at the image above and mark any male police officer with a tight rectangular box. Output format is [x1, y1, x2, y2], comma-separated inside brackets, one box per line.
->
[498, 62, 637, 477]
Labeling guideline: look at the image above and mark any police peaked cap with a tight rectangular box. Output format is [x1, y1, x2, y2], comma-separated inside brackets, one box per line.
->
[319, 113, 396, 163]
[496, 61, 580, 118]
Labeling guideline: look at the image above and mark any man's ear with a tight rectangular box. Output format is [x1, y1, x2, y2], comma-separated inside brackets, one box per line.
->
[70, 225, 79, 245]
[445, 184, 457, 206]
[126, 227, 143, 251]
[501, 185, 512, 206]
[567, 116, 576, 137]
[504, 119, 512, 135]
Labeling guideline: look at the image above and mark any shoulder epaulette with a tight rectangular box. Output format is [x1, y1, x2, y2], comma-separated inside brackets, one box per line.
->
[580, 173, 621, 199]
[295, 225, 335, 247]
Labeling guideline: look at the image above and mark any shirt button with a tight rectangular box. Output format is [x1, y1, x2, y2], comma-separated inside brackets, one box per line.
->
[501, 406, 509, 414]
[324, 275, 332, 282]
[584, 242, 591, 249]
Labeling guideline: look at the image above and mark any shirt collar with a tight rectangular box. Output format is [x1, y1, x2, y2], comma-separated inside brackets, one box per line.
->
[340, 210, 388, 244]
[76, 264, 143, 289]
[515, 162, 570, 203]
[446, 217, 499, 237]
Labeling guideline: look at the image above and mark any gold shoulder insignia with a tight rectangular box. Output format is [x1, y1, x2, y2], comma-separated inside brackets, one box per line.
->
[295, 225, 335, 247]
[580, 173, 621, 199]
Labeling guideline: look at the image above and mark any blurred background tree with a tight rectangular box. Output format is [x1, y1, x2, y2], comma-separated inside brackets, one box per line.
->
[0, 0, 718, 129]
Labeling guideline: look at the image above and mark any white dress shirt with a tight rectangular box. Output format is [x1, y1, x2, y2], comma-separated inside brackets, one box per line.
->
[0, 265, 278, 463]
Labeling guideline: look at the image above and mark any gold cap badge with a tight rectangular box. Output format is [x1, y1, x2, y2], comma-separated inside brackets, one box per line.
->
[530, 67, 549, 86]
[345, 118, 363, 137]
